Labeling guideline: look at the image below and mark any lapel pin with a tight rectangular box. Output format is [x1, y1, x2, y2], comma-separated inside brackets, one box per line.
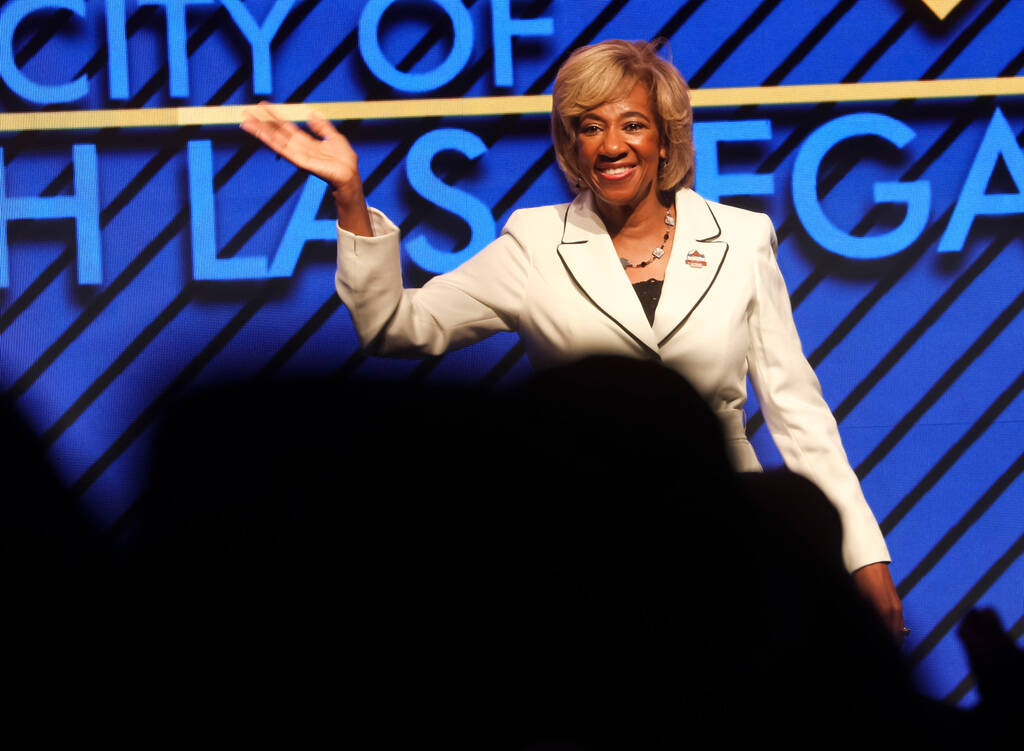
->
[685, 249, 707, 269]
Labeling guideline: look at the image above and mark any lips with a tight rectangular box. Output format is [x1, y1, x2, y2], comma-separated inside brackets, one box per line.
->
[597, 164, 636, 180]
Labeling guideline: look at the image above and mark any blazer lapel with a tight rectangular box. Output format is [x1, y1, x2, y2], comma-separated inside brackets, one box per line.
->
[556, 193, 661, 355]
[653, 189, 729, 347]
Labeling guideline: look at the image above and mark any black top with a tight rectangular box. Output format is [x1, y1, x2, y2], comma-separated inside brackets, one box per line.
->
[632, 278, 664, 325]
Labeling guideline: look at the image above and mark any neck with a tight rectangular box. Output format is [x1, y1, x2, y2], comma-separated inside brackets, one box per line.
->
[594, 188, 672, 237]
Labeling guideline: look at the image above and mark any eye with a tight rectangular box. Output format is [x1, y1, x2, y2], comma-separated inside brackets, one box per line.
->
[624, 121, 647, 132]
[579, 123, 601, 135]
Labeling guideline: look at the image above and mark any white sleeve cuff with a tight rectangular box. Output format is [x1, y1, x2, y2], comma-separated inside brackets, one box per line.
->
[336, 207, 399, 256]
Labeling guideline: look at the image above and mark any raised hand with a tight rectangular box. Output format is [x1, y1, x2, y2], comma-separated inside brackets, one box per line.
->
[241, 101, 372, 236]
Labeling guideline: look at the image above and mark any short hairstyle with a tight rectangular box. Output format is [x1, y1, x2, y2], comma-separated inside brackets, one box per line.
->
[551, 39, 694, 194]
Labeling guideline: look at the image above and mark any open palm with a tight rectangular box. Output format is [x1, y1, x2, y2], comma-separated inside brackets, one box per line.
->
[241, 101, 360, 195]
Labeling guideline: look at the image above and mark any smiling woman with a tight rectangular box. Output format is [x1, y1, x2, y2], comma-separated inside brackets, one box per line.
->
[574, 83, 668, 243]
[548, 41, 693, 284]
[241, 38, 905, 642]
[550, 39, 694, 198]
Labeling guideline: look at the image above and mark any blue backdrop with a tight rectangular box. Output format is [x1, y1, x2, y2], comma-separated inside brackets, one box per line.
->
[1, 0, 1022, 707]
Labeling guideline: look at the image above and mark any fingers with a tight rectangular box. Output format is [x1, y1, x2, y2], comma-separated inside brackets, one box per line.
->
[240, 100, 282, 133]
[242, 101, 299, 137]
[240, 101, 358, 190]
[893, 608, 907, 644]
[241, 102, 315, 162]
[241, 102, 345, 155]
[243, 102, 340, 143]
[889, 602, 906, 644]
[306, 109, 342, 140]
[240, 103, 279, 143]
[881, 595, 904, 642]
[243, 101, 329, 139]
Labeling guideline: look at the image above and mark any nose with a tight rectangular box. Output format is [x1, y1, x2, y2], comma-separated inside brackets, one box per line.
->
[598, 129, 626, 158]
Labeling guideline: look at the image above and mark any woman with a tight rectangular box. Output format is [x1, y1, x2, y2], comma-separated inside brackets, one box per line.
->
[242, 40, 904, 638]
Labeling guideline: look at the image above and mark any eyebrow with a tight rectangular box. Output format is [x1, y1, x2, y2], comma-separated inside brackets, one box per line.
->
[579, 110, 652, 122]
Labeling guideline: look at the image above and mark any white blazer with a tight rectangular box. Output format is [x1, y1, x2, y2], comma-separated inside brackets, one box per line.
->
[336, 187, 890, 573]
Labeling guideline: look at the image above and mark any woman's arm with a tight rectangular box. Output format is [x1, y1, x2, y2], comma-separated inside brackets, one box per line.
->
[242, 103, 533, 357]
[745, 213, 905, 641]
[335, 210, 530, 356]
[241, 101, 372, 237]
[852, 561, 905, 641]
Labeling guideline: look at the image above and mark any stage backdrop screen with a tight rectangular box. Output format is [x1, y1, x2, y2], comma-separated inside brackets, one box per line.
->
[1, 0, 1022, 706]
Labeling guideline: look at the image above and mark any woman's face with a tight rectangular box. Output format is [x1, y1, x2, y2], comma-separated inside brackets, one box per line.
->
[575, 81, 666, 213]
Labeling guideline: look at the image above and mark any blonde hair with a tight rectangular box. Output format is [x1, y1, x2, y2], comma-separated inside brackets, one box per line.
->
[551, 39, 694, 193]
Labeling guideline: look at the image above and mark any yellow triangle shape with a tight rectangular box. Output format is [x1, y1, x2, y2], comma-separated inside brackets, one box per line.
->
[918, 0, 965, 20]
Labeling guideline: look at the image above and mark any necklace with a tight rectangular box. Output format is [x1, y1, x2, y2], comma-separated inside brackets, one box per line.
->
[619, 207, 675, 269]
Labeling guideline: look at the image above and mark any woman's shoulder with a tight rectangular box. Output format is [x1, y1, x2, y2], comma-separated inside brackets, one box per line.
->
[505, 202, 573, 224]
[682, 190, 776, 254]
[687, 191, 772, 232]
[500, 202, 574, 239]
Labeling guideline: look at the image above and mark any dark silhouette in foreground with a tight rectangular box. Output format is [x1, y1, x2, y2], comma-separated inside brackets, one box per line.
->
[2, 357, 1019, 744]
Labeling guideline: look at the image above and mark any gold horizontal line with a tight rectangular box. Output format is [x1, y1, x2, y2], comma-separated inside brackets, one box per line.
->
[0, 76, 1021, 132]
[692, 76, 1024, 107]
[0, 95, 555, 132]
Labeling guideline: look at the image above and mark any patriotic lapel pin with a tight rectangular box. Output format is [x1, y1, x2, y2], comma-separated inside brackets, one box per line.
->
[685, 249, 707, 269]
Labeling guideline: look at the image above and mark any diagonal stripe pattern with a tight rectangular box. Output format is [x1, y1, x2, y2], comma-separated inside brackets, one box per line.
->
[0, 0, 1021, 708]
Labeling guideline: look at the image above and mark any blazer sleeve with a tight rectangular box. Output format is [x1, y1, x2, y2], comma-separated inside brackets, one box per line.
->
[745, 213, 891, 573]
[335, 208, 531, 356]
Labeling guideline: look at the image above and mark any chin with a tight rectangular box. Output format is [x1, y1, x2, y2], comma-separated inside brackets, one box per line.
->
[591, 177, 655, 205]
[592, 187, 645, 208]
